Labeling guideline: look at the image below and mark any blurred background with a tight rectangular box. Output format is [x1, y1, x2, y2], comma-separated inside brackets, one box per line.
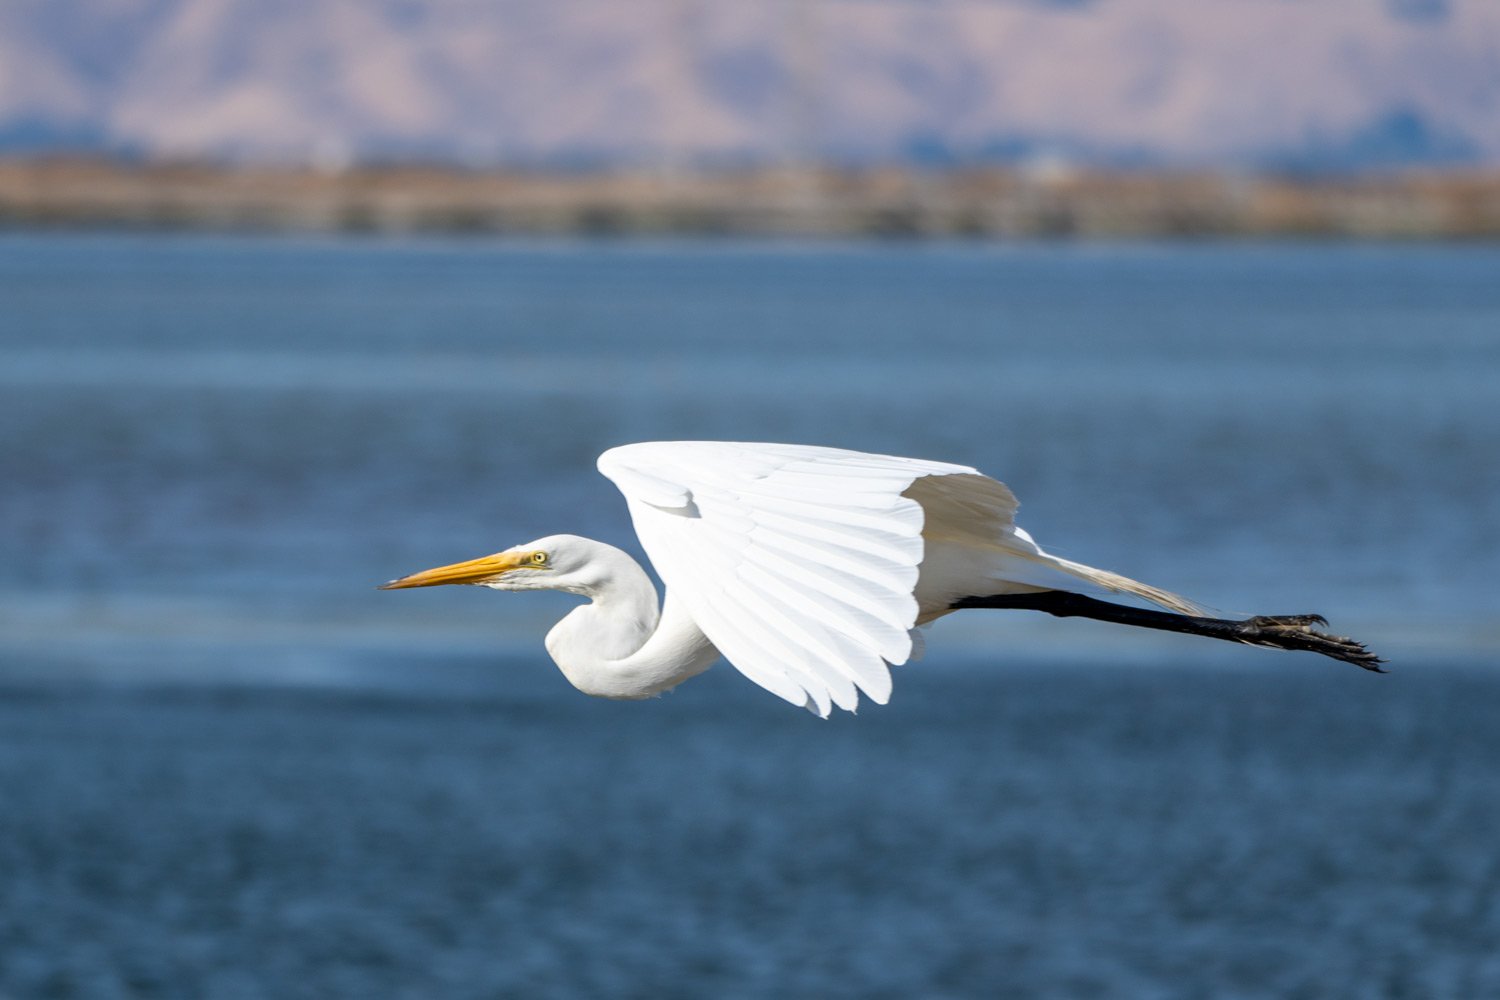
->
[2, 2, 1499, 998]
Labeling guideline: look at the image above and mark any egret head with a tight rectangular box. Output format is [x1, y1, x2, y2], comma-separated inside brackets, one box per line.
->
[379, 534, 600, 594]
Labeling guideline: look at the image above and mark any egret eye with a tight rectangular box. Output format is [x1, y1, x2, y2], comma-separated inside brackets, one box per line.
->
[531, 551, 548, 566]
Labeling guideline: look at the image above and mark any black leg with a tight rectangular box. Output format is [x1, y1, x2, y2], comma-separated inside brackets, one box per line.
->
[953, 591, 1383, 671]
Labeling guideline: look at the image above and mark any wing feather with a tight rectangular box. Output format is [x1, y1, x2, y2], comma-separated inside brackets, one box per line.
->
[741, 554, 912, 665]
[691, 468, 927, 534]
[599, 441, 977, 715]
[751, 508, 918, 567]
[661, 537, 813, 708]
[750, 525, 914, 594]
[714, 580, 860, 713]
[739, 543, 913, 631]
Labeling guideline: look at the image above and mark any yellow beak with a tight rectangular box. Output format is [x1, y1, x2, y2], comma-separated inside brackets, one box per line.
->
[378, 551, 528, 590]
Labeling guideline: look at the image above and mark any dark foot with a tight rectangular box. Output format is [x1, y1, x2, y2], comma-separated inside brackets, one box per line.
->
[1239, 615, 1385, 672]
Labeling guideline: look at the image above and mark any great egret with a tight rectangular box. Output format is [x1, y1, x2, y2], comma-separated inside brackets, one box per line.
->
[381, 441, 1379, 716]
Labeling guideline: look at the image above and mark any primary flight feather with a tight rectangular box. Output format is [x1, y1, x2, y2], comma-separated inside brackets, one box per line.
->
[380, 441, 1380, 716]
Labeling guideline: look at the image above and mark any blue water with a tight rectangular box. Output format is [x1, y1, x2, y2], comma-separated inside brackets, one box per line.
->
[2, 234, 1499, 997]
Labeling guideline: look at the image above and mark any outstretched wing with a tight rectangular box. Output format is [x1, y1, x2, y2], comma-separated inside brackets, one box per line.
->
[598, 441, 981, 716]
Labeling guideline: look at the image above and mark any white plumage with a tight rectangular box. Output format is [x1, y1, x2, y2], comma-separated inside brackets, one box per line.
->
[605, 442, 1167, 715]
[381, 441, 1378, 716]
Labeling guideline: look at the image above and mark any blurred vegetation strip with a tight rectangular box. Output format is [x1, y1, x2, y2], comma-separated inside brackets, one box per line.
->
[1, 157, 1498, 239]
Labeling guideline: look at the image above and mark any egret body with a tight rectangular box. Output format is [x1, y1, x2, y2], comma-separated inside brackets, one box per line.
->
[381, 442, 1379, 716]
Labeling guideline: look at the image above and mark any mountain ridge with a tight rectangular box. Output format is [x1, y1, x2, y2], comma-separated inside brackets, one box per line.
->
[2, 0, 1497, 170]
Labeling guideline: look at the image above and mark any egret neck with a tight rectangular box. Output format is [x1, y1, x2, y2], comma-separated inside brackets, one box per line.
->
[540, 541, 720, 701]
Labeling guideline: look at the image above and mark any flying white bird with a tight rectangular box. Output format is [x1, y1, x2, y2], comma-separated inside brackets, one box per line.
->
[381, 441, 1379, 716]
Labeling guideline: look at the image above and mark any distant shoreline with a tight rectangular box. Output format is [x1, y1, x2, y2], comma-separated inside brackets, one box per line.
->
[3, 157, 1498, 240]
